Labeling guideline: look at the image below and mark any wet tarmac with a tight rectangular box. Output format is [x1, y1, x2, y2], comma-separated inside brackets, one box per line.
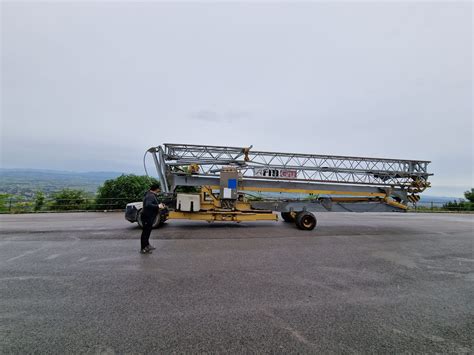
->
[1, 212, 473, 353]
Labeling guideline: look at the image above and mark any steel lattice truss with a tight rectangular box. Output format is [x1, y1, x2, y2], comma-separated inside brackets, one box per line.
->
[153, 143, 432, 188]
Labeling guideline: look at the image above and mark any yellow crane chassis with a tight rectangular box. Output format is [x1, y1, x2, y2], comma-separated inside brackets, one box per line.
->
[168, 210, 278, 222]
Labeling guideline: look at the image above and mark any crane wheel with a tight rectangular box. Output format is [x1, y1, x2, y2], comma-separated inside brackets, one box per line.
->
[281, 212, 295, 223]
[137, 209, 144, 228]
[295, 211, 317, 230]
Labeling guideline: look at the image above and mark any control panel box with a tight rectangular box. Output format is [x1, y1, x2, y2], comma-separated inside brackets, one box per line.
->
[220, 167, 239, 200]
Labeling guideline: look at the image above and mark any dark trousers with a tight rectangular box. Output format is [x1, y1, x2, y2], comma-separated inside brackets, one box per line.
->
[140, 215, 155, 249]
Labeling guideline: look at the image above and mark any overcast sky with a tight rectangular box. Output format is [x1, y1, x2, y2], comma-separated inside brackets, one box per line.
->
[1, 1, 472, 197]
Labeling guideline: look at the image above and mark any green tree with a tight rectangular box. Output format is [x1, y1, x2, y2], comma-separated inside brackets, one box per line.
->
[442, 200, 461, 211]
[50, 189, 89, 211]
[34, 191, 45, 212]
[96, 174, 159, 210]
[0, 193, 13, 213]
[464, 188, 474, 203]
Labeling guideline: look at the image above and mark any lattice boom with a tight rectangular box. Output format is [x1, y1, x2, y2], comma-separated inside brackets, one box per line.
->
[151, 143, 432, 188]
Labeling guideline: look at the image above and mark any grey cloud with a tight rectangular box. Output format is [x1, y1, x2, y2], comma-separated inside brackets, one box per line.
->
[190, 110, 219, 122]
[190, 110, 252, 123]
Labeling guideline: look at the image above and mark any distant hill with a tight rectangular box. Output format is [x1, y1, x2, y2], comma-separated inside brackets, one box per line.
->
[0, 169, 125, 197]
[419, 195, 460, 203]
[417, 195, 462, 207]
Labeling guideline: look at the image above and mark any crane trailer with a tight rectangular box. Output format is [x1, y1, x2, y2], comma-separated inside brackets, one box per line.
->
[125, 143, 432, 230]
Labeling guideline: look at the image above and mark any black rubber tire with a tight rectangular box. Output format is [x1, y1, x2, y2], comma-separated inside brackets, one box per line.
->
[136, 209, 144, 228]
[281, 212, 295, 223]
[157, 213, 167, 227]
[295, 211, 317, 230]
[137, 209, 161, 229]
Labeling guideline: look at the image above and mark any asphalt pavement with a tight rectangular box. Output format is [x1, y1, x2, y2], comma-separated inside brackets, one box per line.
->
[0, 212, 473, 353]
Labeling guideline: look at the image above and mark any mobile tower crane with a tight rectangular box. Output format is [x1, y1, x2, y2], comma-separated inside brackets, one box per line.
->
[136, 143, 431, 230]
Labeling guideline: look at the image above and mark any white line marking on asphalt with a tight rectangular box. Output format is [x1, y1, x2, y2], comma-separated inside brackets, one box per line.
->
[262, 309, 318, 349]
[0, 276, 54, 281]
[86, 256, 136, 264]
[5, 246, 47, 262]
[78, 257, 88, 262]
[45, 254, 60, 260]
[454, 257, 474, 263]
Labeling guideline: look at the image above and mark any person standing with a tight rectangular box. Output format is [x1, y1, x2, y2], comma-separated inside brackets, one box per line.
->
[139, 183, 163, 254]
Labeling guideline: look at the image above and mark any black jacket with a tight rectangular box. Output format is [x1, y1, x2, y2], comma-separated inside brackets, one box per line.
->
[142, 191, 162, 218]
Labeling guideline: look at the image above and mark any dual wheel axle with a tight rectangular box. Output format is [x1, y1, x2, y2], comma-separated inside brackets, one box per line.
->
[281, 211, 317, 230]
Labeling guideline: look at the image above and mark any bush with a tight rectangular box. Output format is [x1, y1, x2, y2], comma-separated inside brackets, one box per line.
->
[50, 189, 90, 211]
[11, 200, 34, 213]
[0, 194, 13, 213]
[441, 188, 474, 211]
[442, 200, 474, 212]
[34, 191, 45, 212]
[96, 174, 159, 210]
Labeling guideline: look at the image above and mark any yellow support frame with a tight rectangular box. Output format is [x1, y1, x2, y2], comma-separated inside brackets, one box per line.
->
[170, 186, 278, 222]
[383, 198, 408, 210]
[169, 211, 278, 222]
[203, 185, 387, 198]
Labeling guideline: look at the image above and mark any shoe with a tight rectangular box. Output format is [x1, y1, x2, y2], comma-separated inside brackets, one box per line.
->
[139, 248, 152, 254]
[147, 245, 156, 251]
